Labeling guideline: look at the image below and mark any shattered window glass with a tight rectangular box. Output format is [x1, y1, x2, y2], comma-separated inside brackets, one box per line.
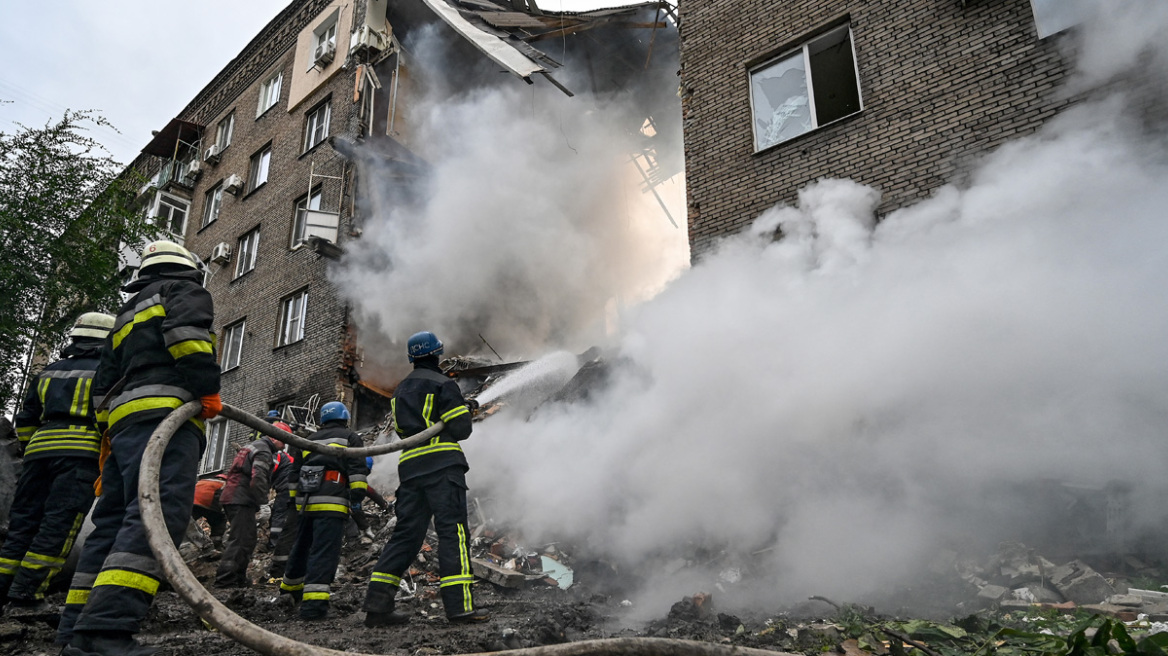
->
[751, 51, 812, 151]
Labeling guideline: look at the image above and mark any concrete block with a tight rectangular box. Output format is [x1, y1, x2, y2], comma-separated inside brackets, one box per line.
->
[1050, 560, 1115, 605]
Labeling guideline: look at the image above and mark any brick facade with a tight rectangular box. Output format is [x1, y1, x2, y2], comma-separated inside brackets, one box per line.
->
[679, 0, 1074, 258]
[134, 0, 374, 458]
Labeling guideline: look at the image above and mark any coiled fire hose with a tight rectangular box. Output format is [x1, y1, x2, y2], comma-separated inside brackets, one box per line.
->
[139, 401, 793, 656]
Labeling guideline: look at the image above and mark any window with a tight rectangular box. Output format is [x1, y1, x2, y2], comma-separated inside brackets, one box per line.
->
[202, 183, 223, 227]
[156, 194, 189, 241]
[749, 25, 862, 151]
[277, 289, 308, 346]
[222, 320, 245, 370]
[235, 227, 259, 278]
[248, 145, 272, 193]
[216, 112, 234, 151]
[200, 420, 230, 473]
[291, 188, 322, 248]
[1030, 0, 1089, 39]
[257, 71, 283, 117]
[304, 101, 331, 152]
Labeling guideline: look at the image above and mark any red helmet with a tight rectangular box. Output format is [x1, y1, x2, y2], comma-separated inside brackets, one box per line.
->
[273, 421, 292, 433]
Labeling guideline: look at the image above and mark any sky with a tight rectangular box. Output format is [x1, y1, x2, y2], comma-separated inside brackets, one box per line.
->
[0, 0, 638, 165]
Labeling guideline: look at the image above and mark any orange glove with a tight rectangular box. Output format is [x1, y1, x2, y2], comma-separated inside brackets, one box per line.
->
[200, 393, 223, 419]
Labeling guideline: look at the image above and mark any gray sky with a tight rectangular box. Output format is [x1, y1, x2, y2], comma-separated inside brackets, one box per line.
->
[0, 0, 627, 165]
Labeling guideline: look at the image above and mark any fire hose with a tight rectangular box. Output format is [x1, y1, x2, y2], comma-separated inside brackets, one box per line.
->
[138, 401, 794, 656]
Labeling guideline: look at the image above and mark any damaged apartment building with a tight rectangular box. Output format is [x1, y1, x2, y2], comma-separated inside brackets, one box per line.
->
[679, 0, 1087, 257]
[126, 0, 678, 472]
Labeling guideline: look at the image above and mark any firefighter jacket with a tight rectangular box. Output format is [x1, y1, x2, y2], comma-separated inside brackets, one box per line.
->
[93, 269, 219, 436]
[219, 437, 278, 507]
[13, 339, 105, 461]
[392, 360, 473, 483]
[271, 450, 294, 495]
[193, 476, 227, 512]
[291, 422, 369, 517]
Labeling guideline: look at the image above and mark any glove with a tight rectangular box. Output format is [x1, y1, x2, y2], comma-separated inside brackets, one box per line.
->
[466, 398, 480, 415]
[200, 393, 223, 419]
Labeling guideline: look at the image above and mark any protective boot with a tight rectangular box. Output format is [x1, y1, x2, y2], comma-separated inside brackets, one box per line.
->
[364, 596, 410, 627]
[62, 631, 158, 656]
[448, 608, 490, 623]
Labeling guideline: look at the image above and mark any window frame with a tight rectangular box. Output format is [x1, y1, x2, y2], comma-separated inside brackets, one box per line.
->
[303, 100, 332, 153]
[222, 319, 246, 371]
[202, 182, 224, 228]
[156, 193, 189, 241]
[200, 419, 230, 473]
[1030, 0, 1087, 39]
[257, 71, 283, 118]
[235, 226, 260, 278]
[277, 289, 309, 347]
[291, 187, 323, 249]
[748, 24, 863, 152]
[247, 144, 273, 194]
[216, 112, 235, 151]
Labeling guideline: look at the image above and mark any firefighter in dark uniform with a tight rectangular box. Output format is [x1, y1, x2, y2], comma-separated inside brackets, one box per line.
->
[363, 331, 488, 626]
[267, 441, 295, 551]
[214, 425, 285, 587]
[279, 401, 369, 620]
[1, 312, 114, 611]
[58, 240, 221, 656]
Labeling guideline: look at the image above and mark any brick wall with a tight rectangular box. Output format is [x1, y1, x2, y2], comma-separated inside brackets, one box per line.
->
[175, 0, 370, 450]
[679, 0, 1074, 259]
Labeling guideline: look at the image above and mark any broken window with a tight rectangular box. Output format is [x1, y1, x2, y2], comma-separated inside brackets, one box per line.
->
[304, 100, 331, 152]
[200, 420, 229, 473]
[277, 289, 308, 347]
[291, 187, 322, 248]
[222, 319, 245, 370]
[155, 194, 189, 242]
[202, 183, 223, 228]
[1030, 0, 1090, 39]
[248, 144, 272, 194]
[216, 112, 234, 151]
[749, 24, 862, 151]
[257, 71, 283, 117]
[235, 227, 259, 278]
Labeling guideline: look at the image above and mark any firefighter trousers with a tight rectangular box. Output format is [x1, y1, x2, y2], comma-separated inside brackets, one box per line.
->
[268, 493, 294, 547]
[365, 467, 476, 618]
[0, 456, 98, 604]
[215, 504, 258, 586]
[56, 420, 202, 644]
[280, 513, 344, 619]
[269, 498, 300, 578]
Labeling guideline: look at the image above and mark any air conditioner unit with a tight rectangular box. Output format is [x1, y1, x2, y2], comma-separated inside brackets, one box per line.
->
[209, 242, 232, 265]
[204, 144, 221, 164]
[185, 160, 203, 178]
[314, 41, 336, 67]
[224, 174, 244, 195]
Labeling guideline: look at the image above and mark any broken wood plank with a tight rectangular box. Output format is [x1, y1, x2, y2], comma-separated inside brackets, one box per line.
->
[472, 557, 527, 589]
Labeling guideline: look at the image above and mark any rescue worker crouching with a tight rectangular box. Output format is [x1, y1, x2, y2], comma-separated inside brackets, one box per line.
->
[58, 240, 221, 656]
[280, 401, 369, 620]
[1, 312, 114, 613]
[214, 421, 286, 587]
[363, 331, 488, 626]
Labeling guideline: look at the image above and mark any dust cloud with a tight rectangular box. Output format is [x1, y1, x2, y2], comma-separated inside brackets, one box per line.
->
[460, 3, 1168, 616]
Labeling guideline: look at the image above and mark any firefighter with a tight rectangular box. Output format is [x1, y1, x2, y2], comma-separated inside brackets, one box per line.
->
[213, 423, 286, 587]
[58, 240, 221, 656]
[267, 442, 295, 551]
[363, 331, 488, 626]
[191, 474, 228, 549]
[0, 312, 114, 612]
[279, 401, 368, 620]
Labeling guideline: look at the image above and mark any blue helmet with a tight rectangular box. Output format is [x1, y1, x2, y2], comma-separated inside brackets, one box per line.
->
[320, 401, 350, 425]
[407, 331, 444, 362]
[366, 456, 374, 470]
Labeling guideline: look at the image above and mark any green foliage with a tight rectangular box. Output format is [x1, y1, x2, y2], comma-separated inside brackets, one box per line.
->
[0, 110, 154, 411]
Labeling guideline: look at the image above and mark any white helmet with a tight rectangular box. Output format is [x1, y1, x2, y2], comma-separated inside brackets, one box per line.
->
[139, 240, 198, 273]
[71, 312, 115, 340]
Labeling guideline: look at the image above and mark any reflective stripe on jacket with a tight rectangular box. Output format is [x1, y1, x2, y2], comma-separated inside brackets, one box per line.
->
[13, 339, 105, 462]
[393, 362, 473, 483]
[292, 424, 369, 516]
[92, 270, 219, 436]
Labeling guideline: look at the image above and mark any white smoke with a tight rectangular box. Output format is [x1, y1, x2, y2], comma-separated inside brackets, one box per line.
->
[457, 3, 1168, 615]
